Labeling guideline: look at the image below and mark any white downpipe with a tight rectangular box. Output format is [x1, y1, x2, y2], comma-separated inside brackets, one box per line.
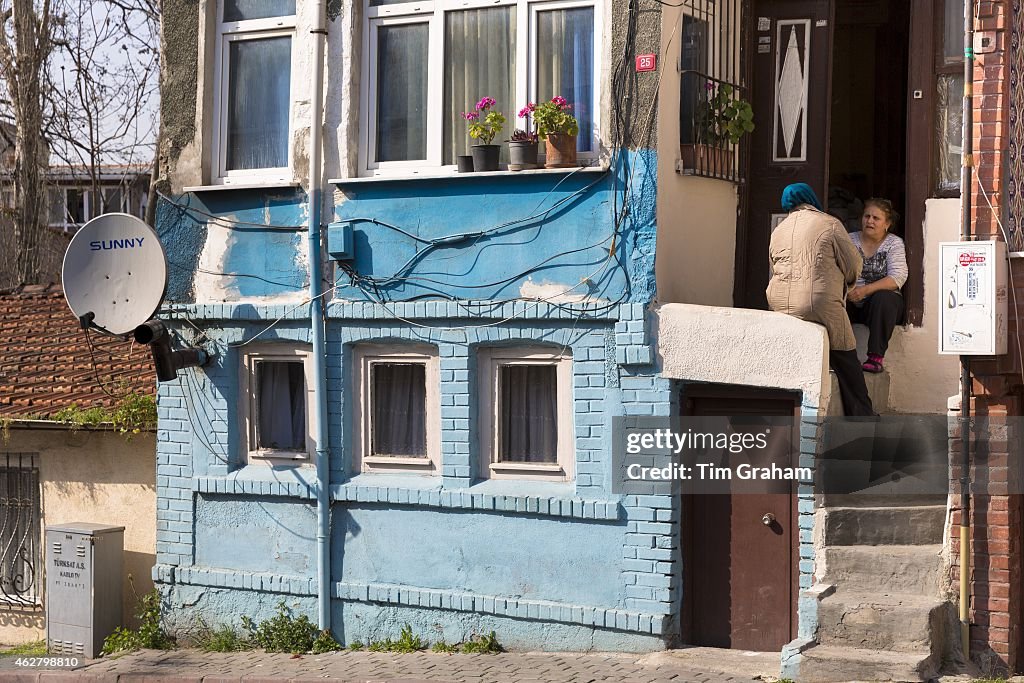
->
[307, 0, 331, 631]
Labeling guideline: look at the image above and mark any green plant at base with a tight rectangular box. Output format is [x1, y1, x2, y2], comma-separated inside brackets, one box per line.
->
[347, 639, 364, 651]
[101, 587, 174, 655]
[460, 631, 502, 654]
[367, 624, 426, 653]
[431, 640, 458, 654]
[193, 621, 253, 652]
[241, 602, 341, 654]
[0, 640, 47, 656]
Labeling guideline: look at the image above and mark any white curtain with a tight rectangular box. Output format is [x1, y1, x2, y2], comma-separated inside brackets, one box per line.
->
[536, 8, 594, 152]
[227, 37, 292, 170]
[372, 363, 427, 456]
[376, 23, 429, 161]
[500, 365, 558, 463]
[224, 0, 295, 21]
[443, 7, 516, 163]
[257, 361, 306, 450]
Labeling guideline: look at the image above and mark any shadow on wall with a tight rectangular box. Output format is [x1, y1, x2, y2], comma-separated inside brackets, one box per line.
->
[0, 608, 44, 643]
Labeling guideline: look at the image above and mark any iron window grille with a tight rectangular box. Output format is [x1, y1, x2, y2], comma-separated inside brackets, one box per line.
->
[0, 454, 41, 608]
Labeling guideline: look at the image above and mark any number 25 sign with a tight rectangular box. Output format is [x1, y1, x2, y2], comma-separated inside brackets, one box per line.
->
[635, 54, 656, 72]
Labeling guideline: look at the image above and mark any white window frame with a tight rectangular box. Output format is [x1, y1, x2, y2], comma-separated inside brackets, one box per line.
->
[477, 347, 574, 481]
[360, 0, 601, 176]
[240, 345, 316, 463]
[211, 5, 297, 184]
[352, 345, 441, 474]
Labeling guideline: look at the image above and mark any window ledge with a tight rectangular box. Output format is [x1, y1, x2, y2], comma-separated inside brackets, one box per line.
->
[184, 180, 302, 193]
[330, 164, 609, 186]
[1010, 251, 1024, 259]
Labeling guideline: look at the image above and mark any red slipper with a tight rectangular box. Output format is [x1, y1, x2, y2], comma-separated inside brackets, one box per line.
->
[862, 357, 884, 373]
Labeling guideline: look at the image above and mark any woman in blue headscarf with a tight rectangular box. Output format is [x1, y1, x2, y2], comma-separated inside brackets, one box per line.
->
[767, 183, 875, 416]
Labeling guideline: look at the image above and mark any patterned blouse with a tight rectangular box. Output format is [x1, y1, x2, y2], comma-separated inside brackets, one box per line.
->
[849, 231, 908, 290]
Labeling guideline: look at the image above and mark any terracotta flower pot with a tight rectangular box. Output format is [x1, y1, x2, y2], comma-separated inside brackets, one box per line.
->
[544, 134, 578, 168]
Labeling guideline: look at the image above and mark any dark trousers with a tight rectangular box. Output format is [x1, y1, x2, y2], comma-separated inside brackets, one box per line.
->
[847, 290, 905, 356]
[830, 349, 876, 416]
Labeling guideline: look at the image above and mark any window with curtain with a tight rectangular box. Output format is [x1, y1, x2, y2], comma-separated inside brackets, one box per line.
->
[498, 364, 558, 463]
[370, 362, 427, 456]
[934, 0, 963, 196]
[443, 7, 515, 164]
[363, 0, 598, 171]
[216, 1, 295, 178]
[255, 360, 307, 451]
[535, 7, 594, 153]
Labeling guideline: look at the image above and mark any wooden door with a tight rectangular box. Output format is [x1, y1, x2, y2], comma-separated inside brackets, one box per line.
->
[736, 0, 835, 309]
[682, 390, 798, 651]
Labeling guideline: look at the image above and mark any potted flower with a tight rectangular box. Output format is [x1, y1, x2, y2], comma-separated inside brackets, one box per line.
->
[682, 81, 754, 175]
[507, 105, 540, 171]
[463, 96, 506, 172]
[532, 96, 579, 168]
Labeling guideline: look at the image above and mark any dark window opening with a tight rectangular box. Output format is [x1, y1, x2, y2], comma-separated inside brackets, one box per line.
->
[498, 364, 558, 464]
[255, 360, 306, 451]
[370, 362, 427, 457]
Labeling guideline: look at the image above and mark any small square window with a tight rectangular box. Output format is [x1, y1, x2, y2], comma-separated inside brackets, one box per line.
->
[242, 346, 314, 461]
[353, 345, 440, 473]
[478, 347, 573, 481]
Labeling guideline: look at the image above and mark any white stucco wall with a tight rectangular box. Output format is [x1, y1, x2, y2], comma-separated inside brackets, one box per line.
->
[869, 198, 962, 414]
[0, 428, 156, 645]
[654, 6, 738, 308]
[655, 303, 830, 409]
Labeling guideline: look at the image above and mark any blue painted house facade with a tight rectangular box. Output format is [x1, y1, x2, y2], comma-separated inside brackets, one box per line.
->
[152, 0, 838, 660]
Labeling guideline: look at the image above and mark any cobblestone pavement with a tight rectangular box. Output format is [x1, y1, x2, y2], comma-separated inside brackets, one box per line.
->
[0, 649, 769, 682]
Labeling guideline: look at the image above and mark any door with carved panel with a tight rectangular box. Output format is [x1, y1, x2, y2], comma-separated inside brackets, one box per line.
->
[736, 0, 834, 309]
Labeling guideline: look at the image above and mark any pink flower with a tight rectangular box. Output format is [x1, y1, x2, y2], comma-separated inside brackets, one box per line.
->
[705, 81, 715, 91]
[551, 96, 569, 109]
[476, 96, 496, 111]
[518, 103, 536, 118]
[462, 111, 479, 121]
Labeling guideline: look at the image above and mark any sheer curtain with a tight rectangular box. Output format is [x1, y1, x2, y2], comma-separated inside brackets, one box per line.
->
[443, 7, 516, 164]
[227, 37, 292, 170]
[257, 361, 306, 450]
[372, 363, 427, 456]
[376, 23, 429, 161]
[224, 0, 295, 21]
[499, 365, 558, 463]
[536, 8, 594, 152]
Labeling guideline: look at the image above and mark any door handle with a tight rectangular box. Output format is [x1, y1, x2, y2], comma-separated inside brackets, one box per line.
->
[761, 513, 776, 526]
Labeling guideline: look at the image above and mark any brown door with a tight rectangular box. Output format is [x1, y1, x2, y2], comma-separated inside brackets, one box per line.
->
[735, 0, 835, 309]
[682, 390, 798, 651]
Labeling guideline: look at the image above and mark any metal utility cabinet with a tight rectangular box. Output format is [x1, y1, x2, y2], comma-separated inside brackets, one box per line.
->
[46, 523, 124, 658]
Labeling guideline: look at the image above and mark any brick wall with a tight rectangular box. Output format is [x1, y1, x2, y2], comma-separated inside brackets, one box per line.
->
[950, 1, 1024, 672]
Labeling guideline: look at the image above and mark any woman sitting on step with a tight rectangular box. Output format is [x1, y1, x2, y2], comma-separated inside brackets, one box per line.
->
[846, 198, 908, 374]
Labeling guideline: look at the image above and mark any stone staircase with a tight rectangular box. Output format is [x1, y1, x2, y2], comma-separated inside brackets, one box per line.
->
[794, 346, 956, 682]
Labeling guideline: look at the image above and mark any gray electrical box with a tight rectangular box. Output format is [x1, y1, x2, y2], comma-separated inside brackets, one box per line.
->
[46, 523, 124, 658]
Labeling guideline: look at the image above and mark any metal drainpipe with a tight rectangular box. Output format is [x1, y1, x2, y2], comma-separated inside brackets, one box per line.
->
[958, 0, 974, 661]
[307, 0, 331, 631]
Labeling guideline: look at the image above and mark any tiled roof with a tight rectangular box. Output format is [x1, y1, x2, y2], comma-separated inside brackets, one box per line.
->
[0, 284, 155, 418]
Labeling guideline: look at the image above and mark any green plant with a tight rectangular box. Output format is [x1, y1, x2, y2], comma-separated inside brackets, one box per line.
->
[530, 97, 578, 137]
[694, 81, 754, 147]
[101, 587, 174, 655]
[51, 392, 157, 439]
[241, 602, 341, 654]
[367, 624, 426, 653]
[462, 97, 506, 145]
[192, 622, 253, 652]
[0, 640, 47, 656]
[459, 631, 502, 654]
[431, 639, 458, 653]
[348, 639, 365, 651]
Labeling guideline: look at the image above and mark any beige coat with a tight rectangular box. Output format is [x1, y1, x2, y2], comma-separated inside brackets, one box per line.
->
[766, 206, 863, 351]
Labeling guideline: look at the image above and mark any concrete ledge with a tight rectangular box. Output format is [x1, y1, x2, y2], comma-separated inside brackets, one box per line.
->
[174, 566, 317, 596]
[332, 581, 670, 635]
[654, 303, 830, 409]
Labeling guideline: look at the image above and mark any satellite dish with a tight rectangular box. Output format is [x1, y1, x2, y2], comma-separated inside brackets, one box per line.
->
[62, 213, 168, 336]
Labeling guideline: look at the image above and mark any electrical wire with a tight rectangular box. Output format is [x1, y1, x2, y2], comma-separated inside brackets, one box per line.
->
[81, 326, 130, 401]
[156, 190, 308, 231]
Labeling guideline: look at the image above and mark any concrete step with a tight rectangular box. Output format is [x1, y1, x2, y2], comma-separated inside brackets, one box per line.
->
[816, 590, 955, 652]
[796, 643, 940, 682]
[822, 505, 946, 546]
[827, 369, 891, 416]
[822, 545, 943, 596]
[821, 492, 947, 508]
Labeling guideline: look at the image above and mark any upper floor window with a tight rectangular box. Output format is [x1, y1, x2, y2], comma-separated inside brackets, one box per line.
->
[361, 0, 600, 175]
[933, 0, 963, 196]
[213, 0, 296, 181]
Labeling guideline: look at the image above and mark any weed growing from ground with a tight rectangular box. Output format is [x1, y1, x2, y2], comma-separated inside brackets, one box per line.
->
[460, 631, 503, 654]
[102, 587, 174, 655]
[241, 602, 341, 654]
